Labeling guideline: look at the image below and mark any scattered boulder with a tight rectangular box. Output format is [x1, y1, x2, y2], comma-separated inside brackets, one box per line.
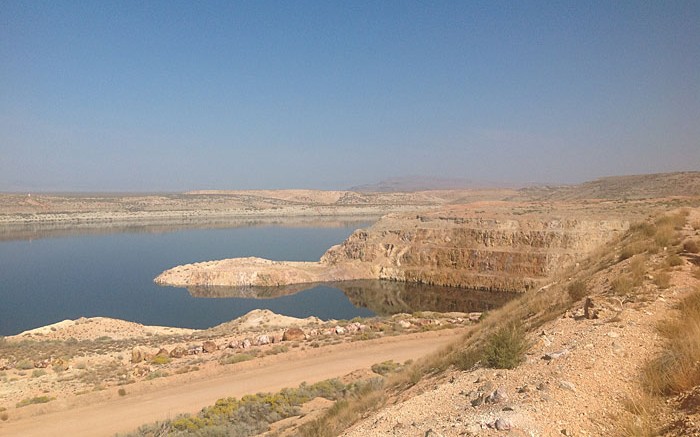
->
[334, 326, 346, 335]
[131, 346, 152, 363]
[282, 327, 306, 341]
[188, 345, 203, 355]
[241, 338, 252, 349]
[398, 320, 412, 329]
[255, 335, 271, 346]
[202, 341, 218, 353]
[169, 346, 186, 358]
[486, 387, 508, 404]
[33, 359, 51, 369]
[155, 348, 170, 358]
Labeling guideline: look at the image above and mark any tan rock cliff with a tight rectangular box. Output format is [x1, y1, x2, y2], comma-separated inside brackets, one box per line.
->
[155, 205, 629, 293]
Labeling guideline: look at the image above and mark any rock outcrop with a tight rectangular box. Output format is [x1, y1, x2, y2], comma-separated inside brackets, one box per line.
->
[155, 206, 628, 293]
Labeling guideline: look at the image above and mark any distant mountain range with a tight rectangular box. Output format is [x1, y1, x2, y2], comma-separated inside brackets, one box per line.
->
[349, 176, 508, 192]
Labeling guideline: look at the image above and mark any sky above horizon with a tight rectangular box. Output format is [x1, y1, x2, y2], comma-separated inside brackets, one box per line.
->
[1, 1, 699, 192]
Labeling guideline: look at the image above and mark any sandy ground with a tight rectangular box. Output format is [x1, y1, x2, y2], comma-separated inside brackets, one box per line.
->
[0, 329, 461, 437]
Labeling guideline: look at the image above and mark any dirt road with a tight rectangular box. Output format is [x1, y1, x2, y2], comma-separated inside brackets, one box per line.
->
[0, 330, 461, 437]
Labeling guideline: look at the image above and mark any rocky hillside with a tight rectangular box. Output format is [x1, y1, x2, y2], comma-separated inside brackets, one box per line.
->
[522, 171, 700, 200]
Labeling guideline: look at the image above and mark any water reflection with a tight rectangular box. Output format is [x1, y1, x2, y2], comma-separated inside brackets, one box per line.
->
[0, 216, 379, 242]
[187, 280, 518, 316]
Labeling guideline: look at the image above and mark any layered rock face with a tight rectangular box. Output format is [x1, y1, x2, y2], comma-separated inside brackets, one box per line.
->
[155, 207, 628, 293]
[320, 210, 628, 291]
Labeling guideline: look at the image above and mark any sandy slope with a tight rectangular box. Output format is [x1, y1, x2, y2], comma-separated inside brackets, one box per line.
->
[0, 329, 461, 437]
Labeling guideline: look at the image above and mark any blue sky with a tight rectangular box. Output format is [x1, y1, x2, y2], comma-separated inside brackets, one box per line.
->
[1, 1, 698, 191]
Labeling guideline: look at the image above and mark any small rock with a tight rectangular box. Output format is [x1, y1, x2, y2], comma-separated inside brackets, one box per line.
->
[543, 349, 570, 361]
[425, 429, 444, 437]
[334, 326, 346, 335]
[607, 331, 620, 338]
[479, 381, 495, 393]
[536, 382, 549, 391]
[155, 348, 169, 358]
[559, 380, 576, 392]
[494, 418, 512, 431]
[518, 384, 531, 393]
[486, 387, 508, 404]
[471, 393, 485, 407]
[240, 339, 252, 349]
[398, 320, 412, 329]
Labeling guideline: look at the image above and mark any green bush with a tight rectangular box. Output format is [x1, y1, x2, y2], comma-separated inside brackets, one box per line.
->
[371, 360, 401, 376]
[150, 355, 170, 365]
[483, 323, 528, 369]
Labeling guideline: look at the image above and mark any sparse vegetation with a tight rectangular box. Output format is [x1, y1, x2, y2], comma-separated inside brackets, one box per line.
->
[567, 280, 588, 301]
[218, 353, 254, 365]
[118, 388, 127, 396]
[482, 322, 529, 369]
[643, 288, 700, 396]
[123, 378, 377, 437]
[16, 396, 55, 408]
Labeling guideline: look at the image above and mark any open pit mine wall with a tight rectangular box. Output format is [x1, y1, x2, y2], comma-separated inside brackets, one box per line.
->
[321, 215, 629, 292]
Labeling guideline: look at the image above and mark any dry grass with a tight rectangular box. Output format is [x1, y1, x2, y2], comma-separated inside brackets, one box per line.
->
[618, 395, 659, 437]
[643, 288, 700, 396]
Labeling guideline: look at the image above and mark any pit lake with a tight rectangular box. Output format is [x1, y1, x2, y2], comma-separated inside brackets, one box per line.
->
[0, 221, 515, 336]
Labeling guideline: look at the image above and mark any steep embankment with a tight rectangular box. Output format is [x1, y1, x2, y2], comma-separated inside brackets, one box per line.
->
[155, 206, 628, 293]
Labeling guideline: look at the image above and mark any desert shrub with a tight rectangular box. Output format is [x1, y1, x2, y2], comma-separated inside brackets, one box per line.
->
[145, 370, 168, 380]
[16, 396, 54, 408]
[127, 377, 362, 437]
[611, 276, 633, 295]
[653, 272, 671, 289]
[567, 280, 588, 301]
[482, 323, 528, 369]
[150, 355, 170, 365]
[218, 353, 254, 365]
[16, 359, 33, 370]
[118, 388, 127, 396]
[630, 256, 647, 286]
[643, 289, 700, 395]
[0, 412, 7, 421]
[683, 239, 699, 254]
[371, 360, 401, 376]
[667, 254, 683, 267]
[31, 369, 46, 378]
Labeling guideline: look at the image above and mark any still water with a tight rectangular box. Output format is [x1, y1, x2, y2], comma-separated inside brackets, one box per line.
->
[0, 222, 515, 336]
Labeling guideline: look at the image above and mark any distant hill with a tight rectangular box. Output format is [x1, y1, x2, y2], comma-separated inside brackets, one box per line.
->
[522, 171, 700, 200]
[350, 176, 491, 192]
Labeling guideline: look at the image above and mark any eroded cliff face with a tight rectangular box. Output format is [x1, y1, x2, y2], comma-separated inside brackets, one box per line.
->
[155, 206, 629, 293]
[320, 210, 628, 291]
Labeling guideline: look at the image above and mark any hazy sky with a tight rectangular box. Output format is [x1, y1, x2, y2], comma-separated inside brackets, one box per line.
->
[1, 1, 698, 191]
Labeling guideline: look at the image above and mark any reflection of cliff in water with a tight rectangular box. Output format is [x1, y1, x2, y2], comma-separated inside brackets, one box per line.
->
[338, 280, 517, 315]
[187, 280, 517, 316]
